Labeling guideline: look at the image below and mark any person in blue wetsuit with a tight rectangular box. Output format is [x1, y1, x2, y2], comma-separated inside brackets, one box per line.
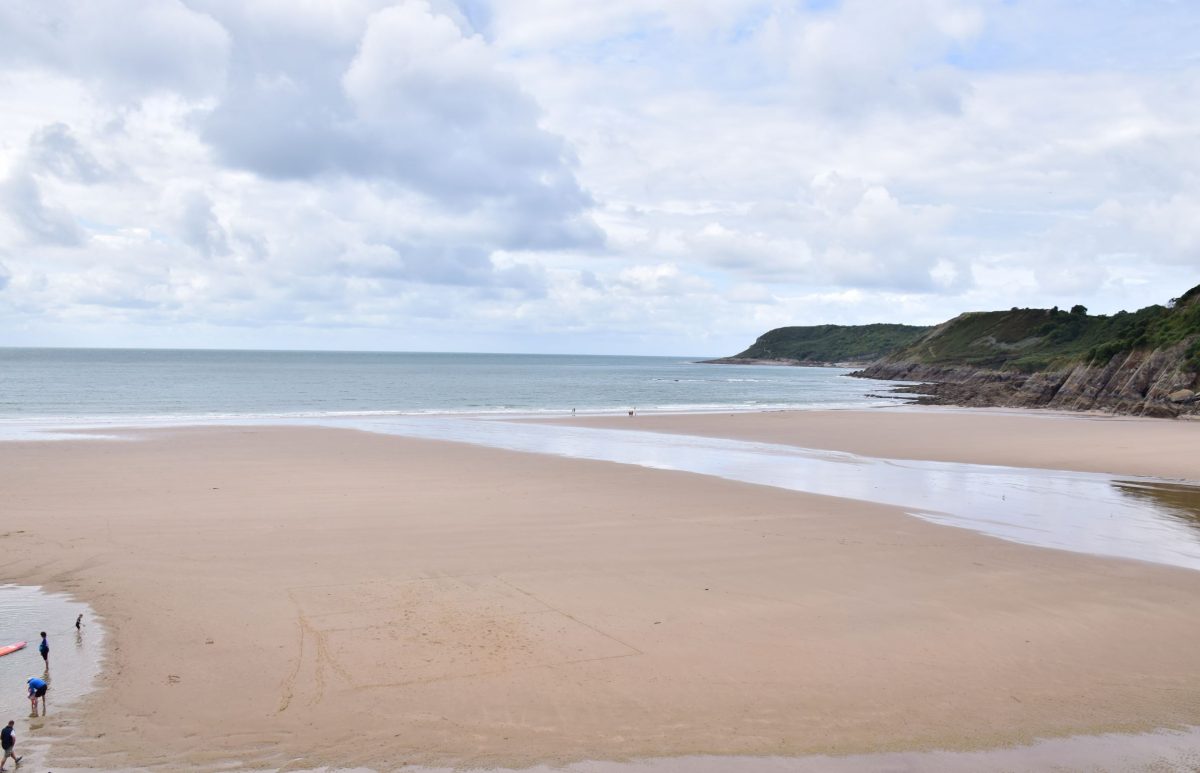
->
[37, 633, 47, 668]
[26, 678, 47, 716]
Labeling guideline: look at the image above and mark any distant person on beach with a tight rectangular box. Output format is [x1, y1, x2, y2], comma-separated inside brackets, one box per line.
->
[37, 633, 47, 667]
[26, 678, 46, 715]
[75, 614, 82, 631]
[0, 720, 20, 770]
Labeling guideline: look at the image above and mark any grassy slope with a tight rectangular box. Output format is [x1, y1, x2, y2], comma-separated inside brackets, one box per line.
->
[891, 284, 1200, 373]
[733, 324, 931, 363]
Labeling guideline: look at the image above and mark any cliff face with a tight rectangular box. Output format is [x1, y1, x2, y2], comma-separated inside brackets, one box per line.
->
[856, 340, 1200, 418]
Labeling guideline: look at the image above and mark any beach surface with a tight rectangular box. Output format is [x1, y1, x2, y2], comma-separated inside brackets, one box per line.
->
[543, 407, 1200, 480]
[3, 409, 1200, 770]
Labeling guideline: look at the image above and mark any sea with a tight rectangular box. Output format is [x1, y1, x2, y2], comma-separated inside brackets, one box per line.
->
[0, 347, 899, 424]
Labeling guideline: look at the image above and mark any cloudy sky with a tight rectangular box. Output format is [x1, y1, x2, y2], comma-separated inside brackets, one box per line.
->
[1, 0, 1197, 356]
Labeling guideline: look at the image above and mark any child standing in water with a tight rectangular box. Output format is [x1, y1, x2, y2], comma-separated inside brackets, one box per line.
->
[37, 633, 47, 668]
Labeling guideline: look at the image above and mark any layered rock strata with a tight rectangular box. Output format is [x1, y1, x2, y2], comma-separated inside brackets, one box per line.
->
[855, 341, 1200, 418]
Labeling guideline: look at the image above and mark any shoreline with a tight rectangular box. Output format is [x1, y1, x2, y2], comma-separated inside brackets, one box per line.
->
[4, 411, 1200, 769]
[6, 397, 1194, 445]
[0, 399, 900, 440]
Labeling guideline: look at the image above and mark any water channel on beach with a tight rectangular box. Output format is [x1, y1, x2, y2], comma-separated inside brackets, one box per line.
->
[9, 413, 1200, 572]
[320, 415, 1200, 573]
[0, 585, 103, 771]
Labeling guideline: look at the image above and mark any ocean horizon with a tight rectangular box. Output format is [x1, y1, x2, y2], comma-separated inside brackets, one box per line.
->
[0, 347, 906, 427]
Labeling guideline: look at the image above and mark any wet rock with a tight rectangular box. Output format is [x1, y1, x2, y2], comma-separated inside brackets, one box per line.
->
[1141, 404, 1180, 419]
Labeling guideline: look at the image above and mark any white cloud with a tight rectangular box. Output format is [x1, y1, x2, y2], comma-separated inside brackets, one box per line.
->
[0, 0, 230, 99]
[0, 0, 1198, 355]
[201, 1, 595, 240]
[760, 0, 984, 117]
[1, 172, 82, 246]
[177, 190, 231, 258]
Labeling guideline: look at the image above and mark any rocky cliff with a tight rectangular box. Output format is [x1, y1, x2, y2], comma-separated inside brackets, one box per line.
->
[854, 340, 1200, 418]
[849, 285, 1200, 417]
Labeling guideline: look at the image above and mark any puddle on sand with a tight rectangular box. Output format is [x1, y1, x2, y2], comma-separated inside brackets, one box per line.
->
[0, 585, 103, 771]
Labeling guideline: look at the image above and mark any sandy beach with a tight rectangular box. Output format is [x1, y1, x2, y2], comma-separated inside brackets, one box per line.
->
[544, 407, 1200, 480]
[3, 409, 1200, 770]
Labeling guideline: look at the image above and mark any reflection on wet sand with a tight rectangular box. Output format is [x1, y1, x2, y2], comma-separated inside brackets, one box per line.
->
[1116, 480, 1200, 528]
[398, 723, 1200, 773]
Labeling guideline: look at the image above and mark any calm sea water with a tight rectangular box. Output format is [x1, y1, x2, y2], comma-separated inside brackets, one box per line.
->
[0, 347, 899, 420]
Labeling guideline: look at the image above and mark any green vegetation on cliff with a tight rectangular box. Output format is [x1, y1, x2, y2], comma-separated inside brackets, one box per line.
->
[886, 283, 1200, 373]
[720, 285, 1200, 415]
[730, 323, 930, 364]
[723, 284, 1200, 376]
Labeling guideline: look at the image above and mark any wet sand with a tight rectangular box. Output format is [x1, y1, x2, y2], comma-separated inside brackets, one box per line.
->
[2, 411, 1200, 770]
[542, 407, 1200, 480]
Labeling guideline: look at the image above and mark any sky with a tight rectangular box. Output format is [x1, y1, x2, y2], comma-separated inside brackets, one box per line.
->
[1, 0, 1198, 356]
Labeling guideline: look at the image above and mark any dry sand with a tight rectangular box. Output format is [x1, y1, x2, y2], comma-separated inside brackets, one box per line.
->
[1, 410, 1199, 770]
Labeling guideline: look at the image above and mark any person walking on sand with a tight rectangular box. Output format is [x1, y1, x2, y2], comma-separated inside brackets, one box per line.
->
[75, 614, 82, 631]
[0, 720, 20, 770]
[26, 678, 46, 716]
[37, 634, 47, 668]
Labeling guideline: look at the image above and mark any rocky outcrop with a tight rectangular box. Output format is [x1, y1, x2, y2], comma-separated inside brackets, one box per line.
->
[854, 340, 1200, 418]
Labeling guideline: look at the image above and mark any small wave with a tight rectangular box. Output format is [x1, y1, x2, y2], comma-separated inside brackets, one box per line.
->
[649, 377, 774, 384]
